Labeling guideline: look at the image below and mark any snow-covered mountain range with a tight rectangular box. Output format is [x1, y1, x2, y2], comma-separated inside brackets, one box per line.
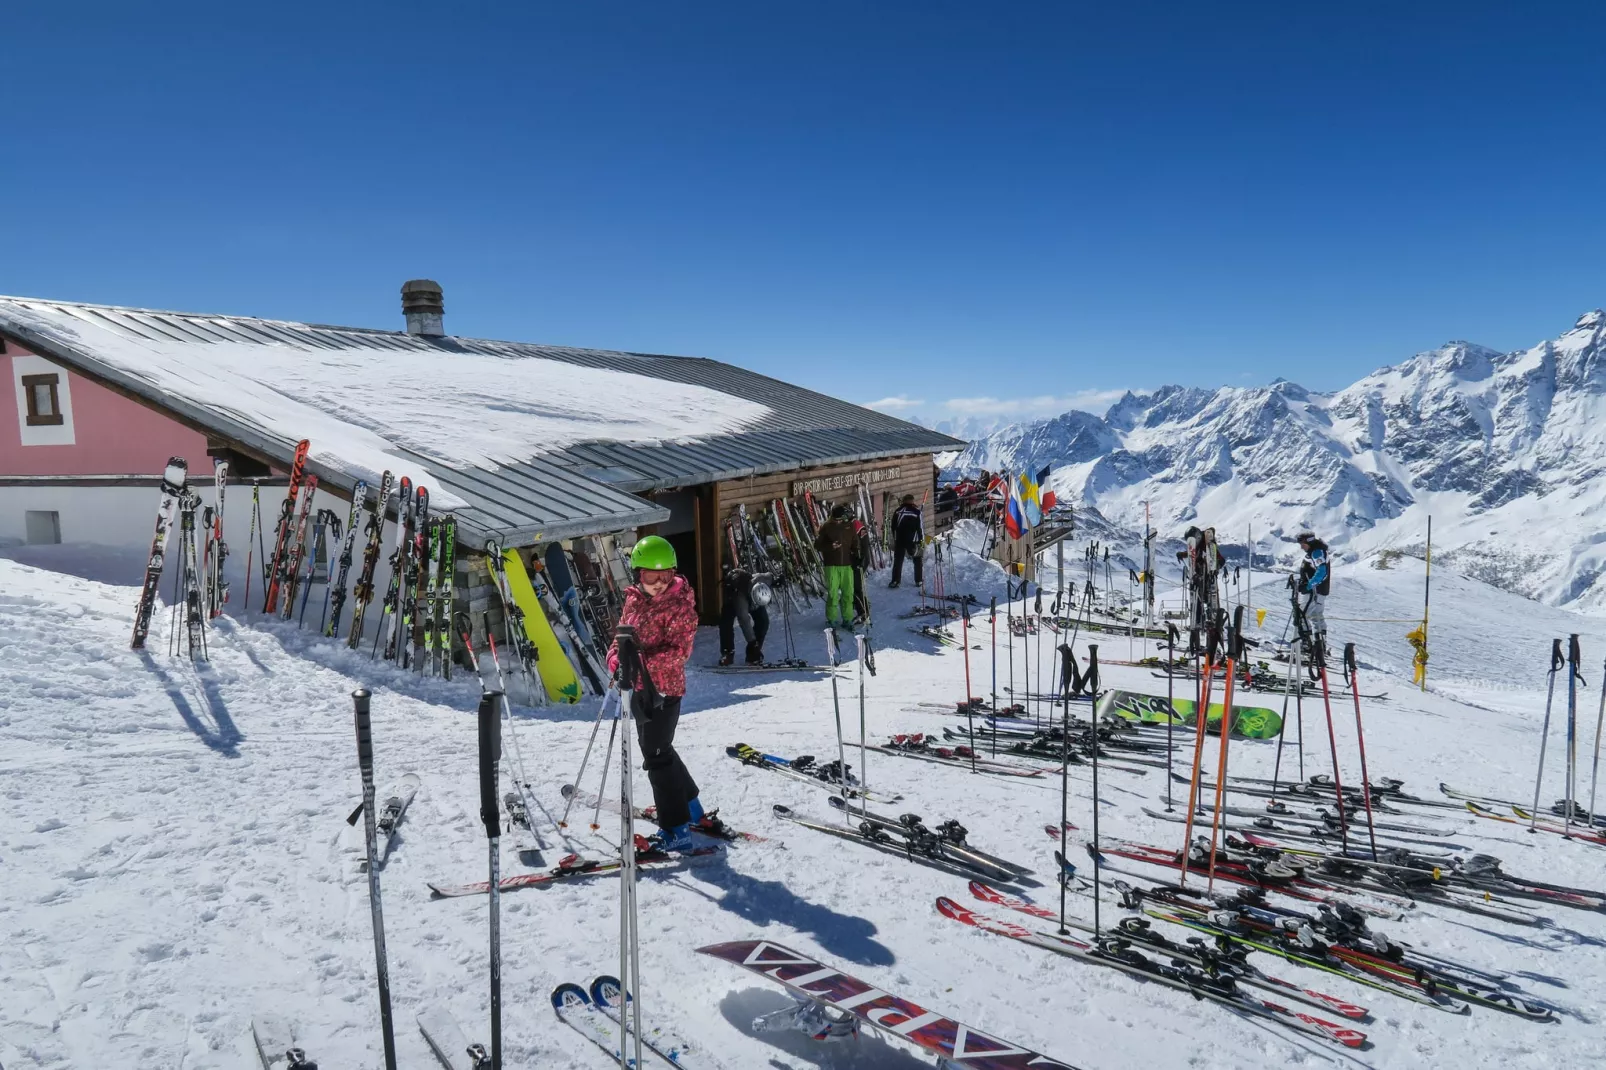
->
[948, 309, 1606, 610]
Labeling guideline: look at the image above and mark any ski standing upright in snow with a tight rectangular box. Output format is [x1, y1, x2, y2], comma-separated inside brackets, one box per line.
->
[262, 439, 310, 615]
[324, 479, 367, 638]
[348, 471, 394, 648]
[131, 456, 188, 649]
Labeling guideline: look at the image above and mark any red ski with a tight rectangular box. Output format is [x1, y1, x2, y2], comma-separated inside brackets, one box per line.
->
[698, 939, 1081, 1068]
[261, 439, 311, 614]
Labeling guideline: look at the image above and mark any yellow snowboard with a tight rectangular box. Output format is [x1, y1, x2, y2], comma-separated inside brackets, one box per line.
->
[502, 548, 584, 704]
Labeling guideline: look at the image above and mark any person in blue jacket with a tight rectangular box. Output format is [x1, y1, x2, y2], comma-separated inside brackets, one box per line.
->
[1295, 531, 1330, 653]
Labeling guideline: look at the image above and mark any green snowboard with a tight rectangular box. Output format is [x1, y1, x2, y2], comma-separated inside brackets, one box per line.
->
[1105, 689, 1282, 740]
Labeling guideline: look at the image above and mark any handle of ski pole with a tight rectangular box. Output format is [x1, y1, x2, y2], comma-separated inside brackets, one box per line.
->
[1343, 642, 1357, 675]
[614, 625, 644, 691]
[478, 690, 502, 839]
[352, 689, 374, 779]
[1550, 638, 1565, 672]
[1085, 644, 1100, 696]
[1568, 634, 1581, 673]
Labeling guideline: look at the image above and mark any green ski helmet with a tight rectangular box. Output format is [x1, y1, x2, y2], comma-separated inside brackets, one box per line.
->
[629, 534, 677, 571]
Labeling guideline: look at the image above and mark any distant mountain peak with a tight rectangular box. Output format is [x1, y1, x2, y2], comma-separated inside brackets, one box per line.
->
[946, 306, 1606, 610]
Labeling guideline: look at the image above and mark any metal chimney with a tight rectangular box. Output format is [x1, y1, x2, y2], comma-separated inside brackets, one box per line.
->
[401, 279, 445, 337]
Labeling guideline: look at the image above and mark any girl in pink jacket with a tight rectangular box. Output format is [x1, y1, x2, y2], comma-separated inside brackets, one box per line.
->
[607, 536, 724, 850]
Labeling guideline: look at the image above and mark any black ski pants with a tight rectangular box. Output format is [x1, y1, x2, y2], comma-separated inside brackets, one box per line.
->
[632, 693, 698, 830]
[892, 541, 923, 586]
[718, 598, 769, 655]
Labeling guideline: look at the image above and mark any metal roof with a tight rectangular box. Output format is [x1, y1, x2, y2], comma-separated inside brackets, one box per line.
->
[0, 295, 963, 544]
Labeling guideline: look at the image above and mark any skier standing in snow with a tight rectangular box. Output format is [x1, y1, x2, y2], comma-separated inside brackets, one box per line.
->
[1294, 531, 1331, 655]
[888, 493, 925, 589]
[608, 535, 722, 850]
[718, 562, 771, 666]
[814, 504, 858, 631]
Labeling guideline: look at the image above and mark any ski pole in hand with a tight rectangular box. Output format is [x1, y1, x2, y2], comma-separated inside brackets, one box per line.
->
[1343, 643, 1379, 860]
[1531, 639, 1565, 833]
[352, 689, 398, 1070]
[477, 689, 504, 1070]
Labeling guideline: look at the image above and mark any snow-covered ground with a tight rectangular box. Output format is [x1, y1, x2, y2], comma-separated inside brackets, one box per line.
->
[3, 538, 1605, 1070]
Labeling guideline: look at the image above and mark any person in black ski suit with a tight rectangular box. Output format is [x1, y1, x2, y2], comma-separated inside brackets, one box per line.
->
[889, 494, 924, 589]
[718, 564, 771, 666]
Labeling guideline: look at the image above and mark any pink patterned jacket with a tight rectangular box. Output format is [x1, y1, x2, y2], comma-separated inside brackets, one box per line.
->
[607, 575, 699, 698]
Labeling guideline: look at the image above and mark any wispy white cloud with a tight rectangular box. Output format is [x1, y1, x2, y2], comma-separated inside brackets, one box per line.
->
[863, 395, 927, 413]
[861, 389, 1132, 432]
[942, 390, 1130, 418]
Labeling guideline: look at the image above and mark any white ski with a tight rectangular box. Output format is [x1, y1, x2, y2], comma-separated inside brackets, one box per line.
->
[351, 772, 421, 870]
[251, 1014, 316, 1070]
[416, 1004, 489, 1070]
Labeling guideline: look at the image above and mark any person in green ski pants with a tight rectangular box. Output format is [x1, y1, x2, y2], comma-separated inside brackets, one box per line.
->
[813, 504, 858, 629]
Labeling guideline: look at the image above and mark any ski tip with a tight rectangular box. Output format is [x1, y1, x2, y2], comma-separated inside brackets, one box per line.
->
[589, 975, 625, 1008]
[551, 982, 591, 1011]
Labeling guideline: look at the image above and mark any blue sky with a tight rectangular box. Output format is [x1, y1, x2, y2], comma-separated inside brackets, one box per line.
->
[2, 3, 1603, 428]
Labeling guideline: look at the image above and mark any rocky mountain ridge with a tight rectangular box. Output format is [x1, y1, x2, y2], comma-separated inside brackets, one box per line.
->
[948, 309, 1606, 610]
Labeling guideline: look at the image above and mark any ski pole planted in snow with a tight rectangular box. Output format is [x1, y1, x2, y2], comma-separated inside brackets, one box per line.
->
[1177, 617, 1222, 887]
[1566, 635, 1583, 837]
[1056, 643, 1075, 938]
[1205, 608, 1245, 891]
[961, 611, 976, 773]
[1086, 643, 1103, 935]
[1591, 657, 1606, 825]
[1343, 643, 1380, 860]
[1164, 622, 1178, 811]
[856, 633, 871, 793]
[1530, 639, 1565, 833]
[352, 689, 399, 1070]
[982, 591, 995, 758]
[826, 628, 852, 817]
[613, 627, 646, 1070]
[477, 689, 504, 1070]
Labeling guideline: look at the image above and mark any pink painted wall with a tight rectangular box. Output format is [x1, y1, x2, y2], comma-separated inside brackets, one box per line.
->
[1, 344, 209, 475]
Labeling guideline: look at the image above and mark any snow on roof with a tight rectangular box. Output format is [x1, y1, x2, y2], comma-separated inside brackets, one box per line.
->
[0, 297, 772, 512]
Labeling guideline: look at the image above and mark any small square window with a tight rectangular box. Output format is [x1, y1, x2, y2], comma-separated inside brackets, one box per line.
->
[25, 510, 61, 545]
[21, 373, 64, 426]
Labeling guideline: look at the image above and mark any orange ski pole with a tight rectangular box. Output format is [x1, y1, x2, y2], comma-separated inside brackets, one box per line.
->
[1177, 615, 1222, 886]
[1206, 606, 1246, 891]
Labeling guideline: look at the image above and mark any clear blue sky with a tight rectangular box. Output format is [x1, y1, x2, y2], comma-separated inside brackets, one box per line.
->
[3, 3, 1603, 426]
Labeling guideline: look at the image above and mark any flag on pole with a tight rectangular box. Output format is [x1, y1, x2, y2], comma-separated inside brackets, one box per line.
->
[1036, 466, 1057, 512]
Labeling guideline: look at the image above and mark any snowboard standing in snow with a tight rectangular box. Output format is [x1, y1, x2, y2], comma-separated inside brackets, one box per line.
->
[131, 457, 189, 649]
[699, 939, 1081, 1068]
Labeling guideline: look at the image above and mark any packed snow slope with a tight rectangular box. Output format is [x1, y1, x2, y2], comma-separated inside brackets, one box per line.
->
[3, 547, 1606, 1070]
[950, 308, 1606, 611]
